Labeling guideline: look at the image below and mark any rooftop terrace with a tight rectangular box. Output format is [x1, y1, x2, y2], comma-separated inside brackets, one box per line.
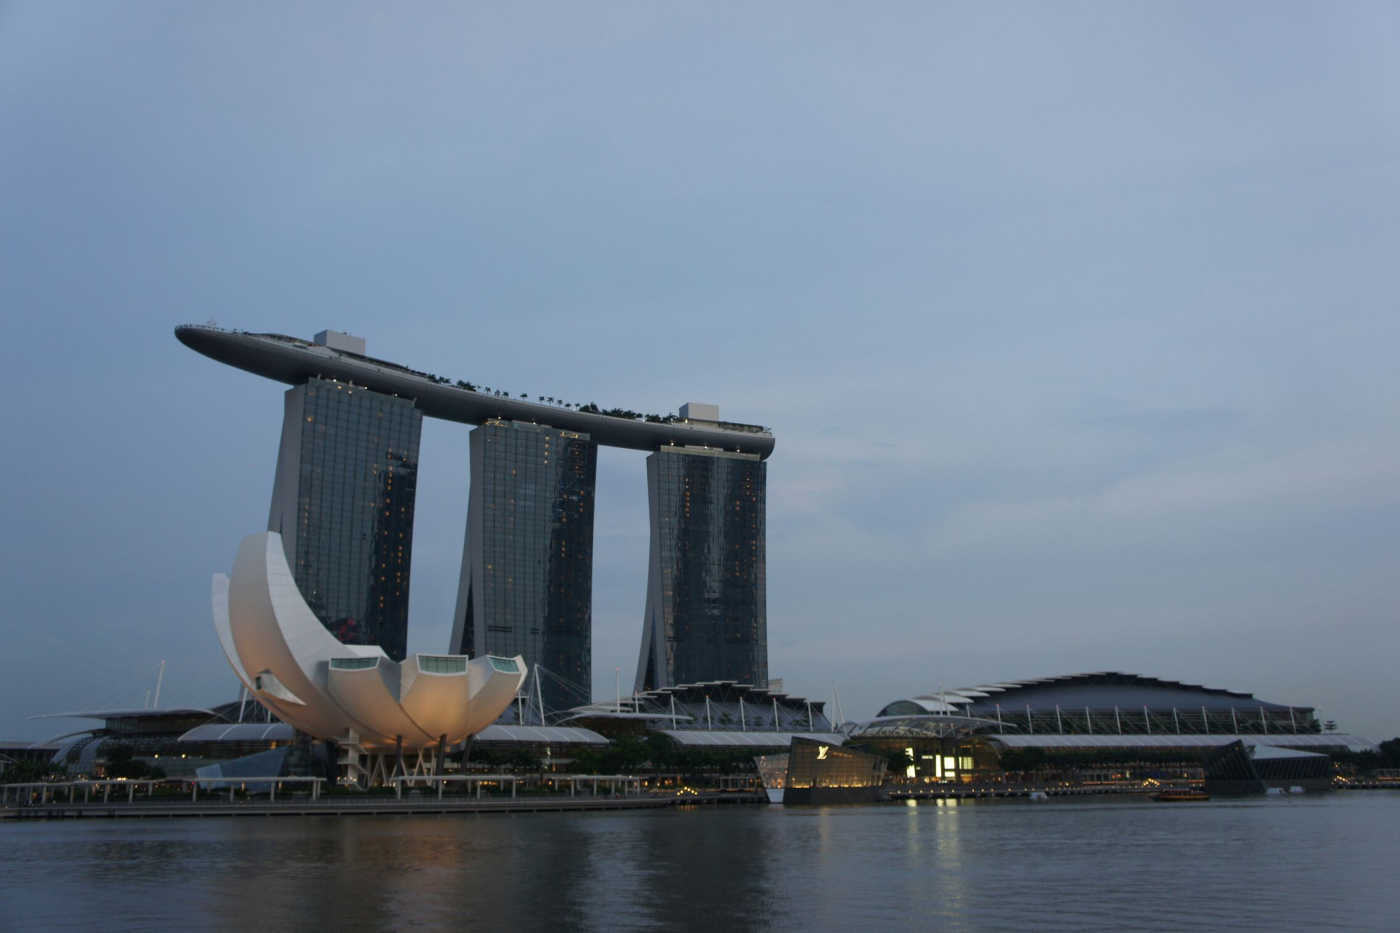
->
[175, 325, 775, 458]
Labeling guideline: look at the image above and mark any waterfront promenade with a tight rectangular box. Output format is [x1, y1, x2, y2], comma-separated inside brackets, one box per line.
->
[3, 793, 756, 821]
[889, 780, 1398, 801]
[1, 776, 763, 820]
[10, 777, 1396, 820]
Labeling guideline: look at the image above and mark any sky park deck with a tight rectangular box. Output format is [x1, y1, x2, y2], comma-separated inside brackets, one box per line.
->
[174, 325, 775, 458]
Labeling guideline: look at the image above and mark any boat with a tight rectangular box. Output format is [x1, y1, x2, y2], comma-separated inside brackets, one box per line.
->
[1153, 788, 1210, 802]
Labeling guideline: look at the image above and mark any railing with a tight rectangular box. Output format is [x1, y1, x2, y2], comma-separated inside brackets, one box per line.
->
[385, 773, 646, 801]
[1, 776, 326, 806]
[2, 774, 662, 809]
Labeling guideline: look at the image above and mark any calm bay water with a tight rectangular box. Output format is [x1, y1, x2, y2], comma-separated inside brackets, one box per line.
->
[2, 793, 1396, 932]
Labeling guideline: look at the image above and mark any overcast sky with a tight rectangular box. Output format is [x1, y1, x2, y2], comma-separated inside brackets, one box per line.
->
[3, 3, 1398, 742]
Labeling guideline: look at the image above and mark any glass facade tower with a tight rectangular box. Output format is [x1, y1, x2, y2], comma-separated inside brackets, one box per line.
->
[451, 421, 598, 716]
[267, 377, 422, 661]
[635, 447, 767, 692]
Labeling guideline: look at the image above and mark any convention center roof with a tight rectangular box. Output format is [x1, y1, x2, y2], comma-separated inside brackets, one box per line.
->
[564, 680, 830, 733]
[844, 715, 1006, 740]
[657, 730, 846, 748]
[30, 708, 219, 722]
[179, 723, 295, 743]
[878, 672, 1309, 716]
[476, 725, 608, 746]
[986, 733, 1378, 753]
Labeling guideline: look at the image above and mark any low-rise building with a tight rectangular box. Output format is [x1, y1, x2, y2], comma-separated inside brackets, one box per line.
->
[850, 672, 1378, 785]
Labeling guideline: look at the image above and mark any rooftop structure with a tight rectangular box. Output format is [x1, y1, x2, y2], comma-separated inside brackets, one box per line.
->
[566, 680, 829, 734]
[175, 326, 774, 457]
[877, 672, 1320, 736]
[0, 742, 63, 776]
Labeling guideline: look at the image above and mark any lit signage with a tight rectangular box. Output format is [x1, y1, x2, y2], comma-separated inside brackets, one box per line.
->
[817, 746, 829, 760]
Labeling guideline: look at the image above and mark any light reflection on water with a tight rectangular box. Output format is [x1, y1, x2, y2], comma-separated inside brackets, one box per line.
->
[1, 793, 1396, 932]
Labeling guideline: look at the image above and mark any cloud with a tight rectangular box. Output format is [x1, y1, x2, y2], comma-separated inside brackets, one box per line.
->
[2, 3, 1398, 740]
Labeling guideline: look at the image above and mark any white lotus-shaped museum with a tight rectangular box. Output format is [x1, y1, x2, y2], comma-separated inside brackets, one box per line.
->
[212, 531, 525, 752]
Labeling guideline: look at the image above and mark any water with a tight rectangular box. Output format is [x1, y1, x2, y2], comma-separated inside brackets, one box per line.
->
[2, 793, 1396, 932]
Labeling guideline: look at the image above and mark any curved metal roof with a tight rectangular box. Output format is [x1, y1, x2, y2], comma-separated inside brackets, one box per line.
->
[179, 723, 295, 743]
[846, 715, 1006, 739]
[658, 730, 845, 748]
[29, 708, 218, 721]
[176, 326, 775, 458]
[887, 673, 1307, 714]
[475, 725, 608, 745]
[984, 734, 1378, 753]
[881, 698, 968, 715]
[968, 673, 1260, 700]
[631, 679, 824, 709]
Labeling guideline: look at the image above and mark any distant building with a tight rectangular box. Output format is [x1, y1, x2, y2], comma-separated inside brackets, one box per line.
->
[877, 672, 1324, 737]
[0, 741, 64, 776]
[852, 672, 1378, 784]
[1203, 740, 1333, 794]
[35, 706, 282, 779]
[451, 421, 599, 714]
[563, 681, 840, 751]
[268, 374, 422, 660]
[636, 445, 767, 691]
[761, 737, 888, 805]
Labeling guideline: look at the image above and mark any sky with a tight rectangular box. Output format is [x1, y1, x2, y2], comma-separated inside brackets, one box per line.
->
[2, 2, 1398, 742]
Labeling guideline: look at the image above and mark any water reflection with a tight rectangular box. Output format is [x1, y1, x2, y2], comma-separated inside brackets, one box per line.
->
[3, 794, 1397, 933]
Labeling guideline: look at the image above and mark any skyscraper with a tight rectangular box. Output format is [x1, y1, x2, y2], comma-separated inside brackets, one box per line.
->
[451, 420, 598, 714]
[177, 326, 776, 710]
[635, 446, 767, 692]
[267, 375, 422, 661]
